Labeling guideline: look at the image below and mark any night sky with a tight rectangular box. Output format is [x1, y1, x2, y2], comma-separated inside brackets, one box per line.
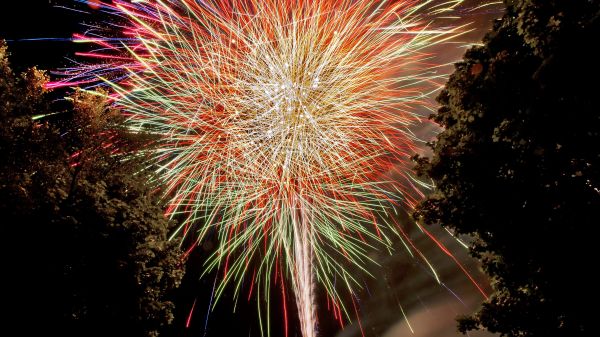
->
[1, 1, 502, 336]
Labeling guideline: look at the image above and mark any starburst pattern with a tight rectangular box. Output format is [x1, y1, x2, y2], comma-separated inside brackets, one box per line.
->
[51, 1, 473, 336]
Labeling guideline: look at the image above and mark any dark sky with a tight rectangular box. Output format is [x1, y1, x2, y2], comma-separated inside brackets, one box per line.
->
[0, 1, 502, 337]
[1, 0, 83, 70]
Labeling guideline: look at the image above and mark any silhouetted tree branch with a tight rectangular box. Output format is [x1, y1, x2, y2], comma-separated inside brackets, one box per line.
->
[414, 1, 598, 336]
[1, 40, 184, 337]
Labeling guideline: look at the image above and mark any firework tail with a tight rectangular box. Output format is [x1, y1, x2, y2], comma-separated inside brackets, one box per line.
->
[292, 199, 316, 337]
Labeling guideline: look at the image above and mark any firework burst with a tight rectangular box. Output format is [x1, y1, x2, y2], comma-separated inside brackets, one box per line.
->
[52, 0, 477, 336]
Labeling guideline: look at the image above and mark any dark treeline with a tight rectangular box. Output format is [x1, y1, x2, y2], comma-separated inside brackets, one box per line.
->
[0, 41, 184, 337]
[415, 1, 598, 336]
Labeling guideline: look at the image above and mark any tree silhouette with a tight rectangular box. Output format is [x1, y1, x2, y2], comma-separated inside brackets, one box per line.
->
[1, 41, 184, 337]
[414, 1, 598, 336]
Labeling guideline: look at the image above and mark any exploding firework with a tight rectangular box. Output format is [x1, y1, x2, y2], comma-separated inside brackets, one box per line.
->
[51, 0, 480, 336]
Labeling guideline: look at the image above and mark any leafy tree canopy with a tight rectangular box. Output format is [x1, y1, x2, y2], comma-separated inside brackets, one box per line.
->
[414, 1, 598, 336]
[1, 41, 184, 337]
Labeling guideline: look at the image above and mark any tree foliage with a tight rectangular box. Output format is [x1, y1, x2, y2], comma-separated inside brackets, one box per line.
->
[414, 1, 598, 336]
[0, 41, 184, 337]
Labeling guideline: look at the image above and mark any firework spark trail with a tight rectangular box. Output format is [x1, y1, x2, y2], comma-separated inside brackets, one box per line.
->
[50, 0, 485, 336]
[292, 203, 315, 337]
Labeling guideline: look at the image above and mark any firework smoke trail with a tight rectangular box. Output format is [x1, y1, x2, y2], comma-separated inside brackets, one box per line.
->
[50, 0, 480, 335]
